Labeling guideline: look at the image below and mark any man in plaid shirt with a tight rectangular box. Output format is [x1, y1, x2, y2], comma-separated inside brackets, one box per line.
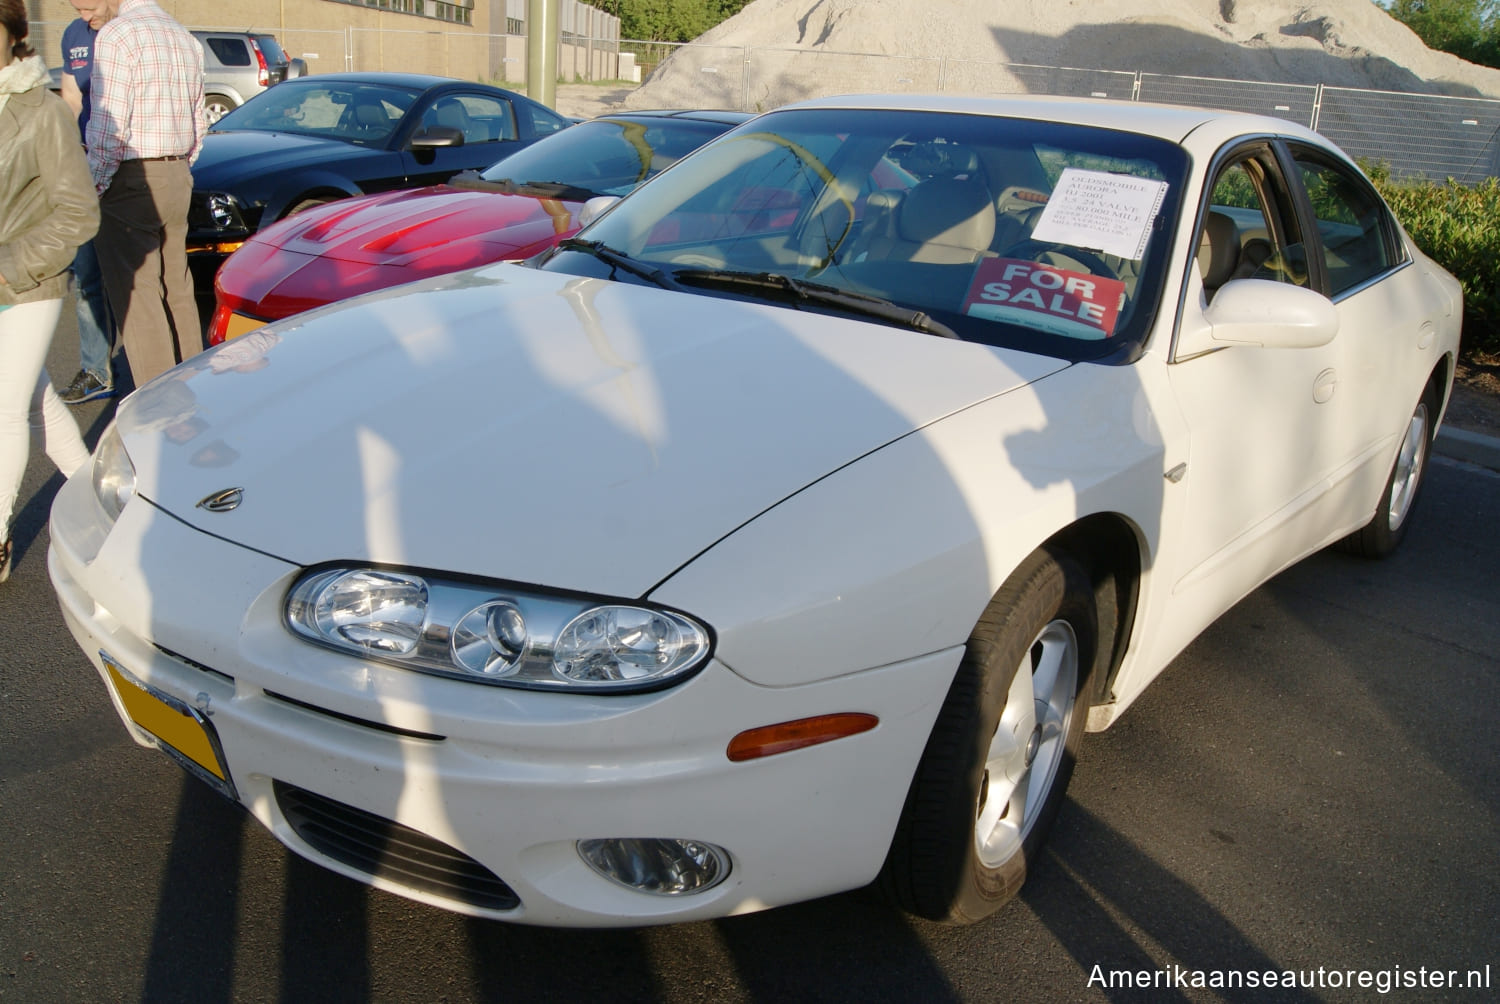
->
[87, 0, 206, 386]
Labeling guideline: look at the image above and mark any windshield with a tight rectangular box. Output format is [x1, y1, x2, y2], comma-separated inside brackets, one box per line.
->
[480, 117, 732, 198]
[213, 81, 421, 147]
[541, 107, 1189, 360]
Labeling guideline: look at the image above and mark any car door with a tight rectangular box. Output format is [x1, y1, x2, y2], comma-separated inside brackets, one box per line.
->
[402, 91, 527, 187]
[1162, 141, 1348, 607]
[1281, 143, 1446, 520]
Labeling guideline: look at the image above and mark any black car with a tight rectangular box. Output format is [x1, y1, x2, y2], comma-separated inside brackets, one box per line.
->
[187, 72, 570, 294]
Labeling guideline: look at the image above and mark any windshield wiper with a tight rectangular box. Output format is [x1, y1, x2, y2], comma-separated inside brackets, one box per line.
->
[556, 238, 679, 290]
[673, 269, 958, 338]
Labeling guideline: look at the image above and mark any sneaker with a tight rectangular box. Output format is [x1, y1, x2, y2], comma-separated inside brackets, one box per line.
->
[0, 538, 10, 583]
[59, 369, 115, 405]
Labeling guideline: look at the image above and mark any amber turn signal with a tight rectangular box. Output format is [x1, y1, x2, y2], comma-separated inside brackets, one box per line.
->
[726, 713, 878, 762]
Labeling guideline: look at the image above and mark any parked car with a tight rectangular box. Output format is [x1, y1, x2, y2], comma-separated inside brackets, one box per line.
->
[51, 94, 1459, 927]
[51, 32, 300, 123]
[186, 72, 570, 299]
[208, 109, 750, 344]
[193, 30, 298, 124]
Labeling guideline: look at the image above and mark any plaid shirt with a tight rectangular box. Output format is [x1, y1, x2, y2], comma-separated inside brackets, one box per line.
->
[86, 0, 206, 194]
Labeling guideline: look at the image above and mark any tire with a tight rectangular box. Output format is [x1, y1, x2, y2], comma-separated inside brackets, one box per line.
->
[879, 546, 1096, 923]
[1338, 383, 1438, 559]
[204, 94, 238, 125]
[284, 196, 337, 217]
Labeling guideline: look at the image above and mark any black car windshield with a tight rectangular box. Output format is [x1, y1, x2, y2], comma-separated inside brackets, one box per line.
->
[542, 107, 1189, 361]
[480, 117, 733, 198]
[213, 81, 422, 147]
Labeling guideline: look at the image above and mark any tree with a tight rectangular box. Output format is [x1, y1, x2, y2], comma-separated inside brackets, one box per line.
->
[1382, 0, 1500, 68]
[615, 0, 754, 43]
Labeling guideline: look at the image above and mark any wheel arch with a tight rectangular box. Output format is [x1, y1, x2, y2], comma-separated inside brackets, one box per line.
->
[265, 182, 359, 223]
[204, 87, 245, 107]
[1039, 513, 1145, 712]
[1431, 351, 1455, 423]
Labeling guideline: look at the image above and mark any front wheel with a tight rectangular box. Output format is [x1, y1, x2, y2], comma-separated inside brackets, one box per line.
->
[1338, 384, 1438, 558]
[204, 93, 238, 125]
[879, 546, 1096, 923]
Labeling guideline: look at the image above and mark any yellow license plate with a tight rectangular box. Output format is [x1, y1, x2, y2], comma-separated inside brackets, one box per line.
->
[103, 653, 236, 798]
[222, 312, 266, 341]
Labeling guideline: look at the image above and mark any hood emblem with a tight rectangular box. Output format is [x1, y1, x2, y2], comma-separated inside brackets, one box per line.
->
[197, 488, 244, 513]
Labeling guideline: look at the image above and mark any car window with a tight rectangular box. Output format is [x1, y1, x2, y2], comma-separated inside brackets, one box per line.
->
[517, 102, 570, 139]
[479, 117, 731, 197]
[216, 82, 421, 147]
[252, 34, 288, 65]
[421, 93, 515, 144]
[558, 108, 1189, 361]
[1289, 149, 1402, 297]
[202, 37, 249, 67]
[1199, 146, 1310, 300]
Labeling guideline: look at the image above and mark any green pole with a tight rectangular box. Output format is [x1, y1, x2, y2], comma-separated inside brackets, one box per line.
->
[526, 0, 560, 110]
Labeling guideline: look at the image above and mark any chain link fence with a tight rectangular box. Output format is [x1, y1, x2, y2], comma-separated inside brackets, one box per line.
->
[35, 16, 1500, 184]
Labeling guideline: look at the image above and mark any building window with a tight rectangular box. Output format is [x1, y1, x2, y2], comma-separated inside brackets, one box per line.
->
[326, 0, 471, 25]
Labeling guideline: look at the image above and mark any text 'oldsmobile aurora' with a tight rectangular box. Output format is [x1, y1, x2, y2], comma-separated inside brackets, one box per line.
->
[51, 94, 1460, 926]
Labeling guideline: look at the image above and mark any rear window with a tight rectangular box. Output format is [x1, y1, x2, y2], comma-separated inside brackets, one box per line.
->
[253, 34, 288, 65]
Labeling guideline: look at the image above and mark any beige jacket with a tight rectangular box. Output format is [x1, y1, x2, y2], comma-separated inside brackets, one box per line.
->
[0, 56, 99, 307]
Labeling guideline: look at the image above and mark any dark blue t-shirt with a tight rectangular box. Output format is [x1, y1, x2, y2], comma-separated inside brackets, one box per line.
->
[61, 18, 97, 141]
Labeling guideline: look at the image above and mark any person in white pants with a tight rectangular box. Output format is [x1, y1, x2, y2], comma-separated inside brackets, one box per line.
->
[0, 0, 98, 581]
[0, 302, 93, 578]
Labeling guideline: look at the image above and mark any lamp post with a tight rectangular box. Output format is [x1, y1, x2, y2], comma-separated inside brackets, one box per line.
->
[526, 0, 560, 109]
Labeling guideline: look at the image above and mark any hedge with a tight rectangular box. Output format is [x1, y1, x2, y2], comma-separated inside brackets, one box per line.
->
[1370, 169, 1500, 360]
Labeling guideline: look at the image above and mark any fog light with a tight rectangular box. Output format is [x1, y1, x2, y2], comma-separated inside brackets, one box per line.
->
[577, 837, 729, 896]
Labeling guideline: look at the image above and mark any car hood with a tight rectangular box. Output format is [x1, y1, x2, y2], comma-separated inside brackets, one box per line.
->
[193, 130, 382, 188]
[220, 187, 581, 316]
[119, 265, 1069, 597]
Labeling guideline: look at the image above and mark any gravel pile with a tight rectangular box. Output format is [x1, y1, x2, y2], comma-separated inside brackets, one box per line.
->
[621, 0, 1500, 111]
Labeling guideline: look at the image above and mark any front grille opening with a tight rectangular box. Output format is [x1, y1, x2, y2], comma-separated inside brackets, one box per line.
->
[274, 781, 519, 912]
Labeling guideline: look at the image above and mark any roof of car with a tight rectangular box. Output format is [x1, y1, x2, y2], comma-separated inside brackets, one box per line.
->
[783, 92, 1323, 146]
[276, 71, 516, 92]
[592, 109, 754, 126]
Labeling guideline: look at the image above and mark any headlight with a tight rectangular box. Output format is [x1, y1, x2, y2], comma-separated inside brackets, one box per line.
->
[91, 424, 137, 525]
[205, 192, 243, 230]
[285, 566, 713, 692]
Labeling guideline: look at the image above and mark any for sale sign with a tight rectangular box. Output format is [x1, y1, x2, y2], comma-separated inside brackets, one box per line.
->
[963, 258, 1127, 339]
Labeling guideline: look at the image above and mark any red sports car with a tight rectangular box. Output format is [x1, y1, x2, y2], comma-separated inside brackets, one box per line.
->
[209, 109, 751, 344]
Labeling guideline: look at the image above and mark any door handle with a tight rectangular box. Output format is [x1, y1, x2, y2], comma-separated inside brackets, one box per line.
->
[1313, 367, 1338, 404]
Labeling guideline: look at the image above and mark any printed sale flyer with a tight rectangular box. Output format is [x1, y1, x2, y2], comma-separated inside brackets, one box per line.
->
[963, 258, 1127, 339]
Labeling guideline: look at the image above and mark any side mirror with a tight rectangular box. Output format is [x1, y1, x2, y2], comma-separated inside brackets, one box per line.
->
[1178, 278, 1338, 358]
[577, 195, 621, 229]
[410, 125, 465, 151]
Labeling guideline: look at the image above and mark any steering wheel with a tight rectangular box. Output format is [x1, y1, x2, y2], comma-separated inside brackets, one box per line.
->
[999, 239, 1119, 281]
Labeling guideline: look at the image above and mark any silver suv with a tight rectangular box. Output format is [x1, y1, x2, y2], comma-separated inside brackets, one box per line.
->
[194, 30, 304, 124]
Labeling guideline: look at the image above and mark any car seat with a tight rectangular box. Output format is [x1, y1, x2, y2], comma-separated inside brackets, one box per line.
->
[1197, 210, 1241, 298]
[852, 177, 996, 264]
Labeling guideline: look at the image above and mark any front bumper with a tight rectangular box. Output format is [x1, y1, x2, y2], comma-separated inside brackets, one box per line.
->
[48, 471, 958, 926]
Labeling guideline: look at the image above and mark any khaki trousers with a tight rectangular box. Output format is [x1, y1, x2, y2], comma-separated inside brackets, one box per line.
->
[96, 158, 204, 387]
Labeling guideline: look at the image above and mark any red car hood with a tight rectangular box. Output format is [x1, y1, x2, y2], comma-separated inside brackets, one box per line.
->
[215, 186, 583, 320]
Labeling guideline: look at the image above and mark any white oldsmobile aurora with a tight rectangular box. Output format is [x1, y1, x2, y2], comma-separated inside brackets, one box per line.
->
[51, 95, 1460, 926]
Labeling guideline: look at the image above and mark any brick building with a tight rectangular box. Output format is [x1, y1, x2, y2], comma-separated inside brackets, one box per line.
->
[32, 0, 621, 86]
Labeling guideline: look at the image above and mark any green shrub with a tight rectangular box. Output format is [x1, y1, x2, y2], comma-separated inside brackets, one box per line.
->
[1372, 172, 1500, 360]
